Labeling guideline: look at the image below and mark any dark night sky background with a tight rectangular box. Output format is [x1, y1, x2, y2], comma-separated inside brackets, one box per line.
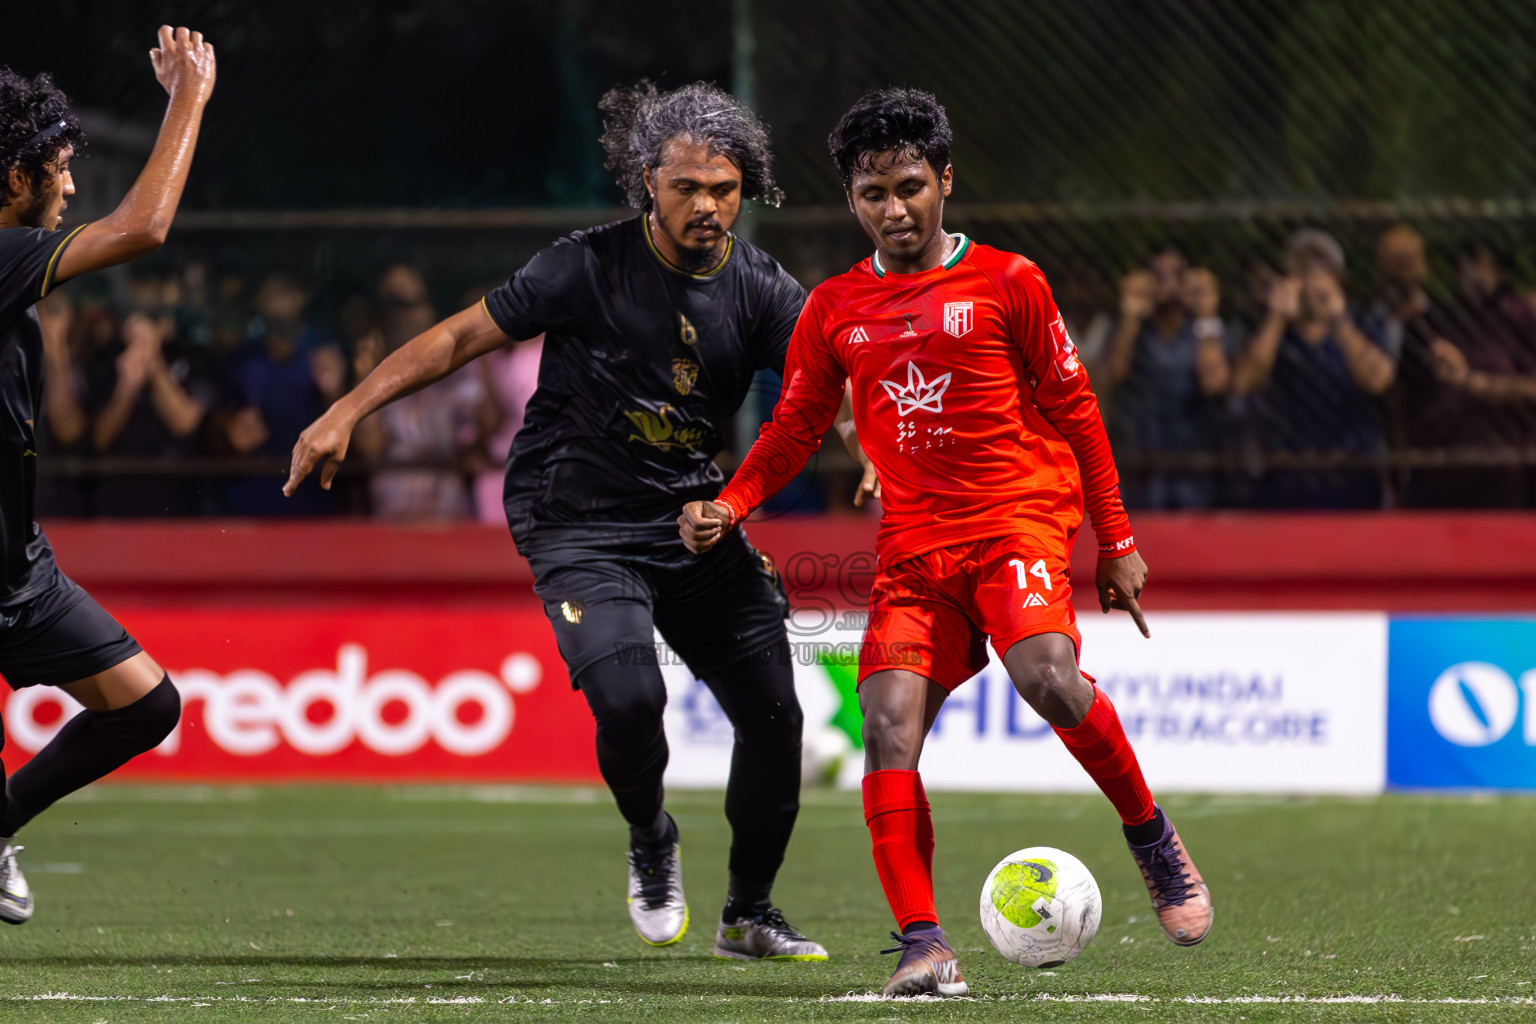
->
[11, 0, 1536, 213]
[9, 1, 734, 209]
[11, 0, 1536, 300]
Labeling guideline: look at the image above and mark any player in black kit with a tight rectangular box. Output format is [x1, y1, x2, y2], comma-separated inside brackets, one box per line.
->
[288, 82, 869, 960]
[0, 28, 215, 923]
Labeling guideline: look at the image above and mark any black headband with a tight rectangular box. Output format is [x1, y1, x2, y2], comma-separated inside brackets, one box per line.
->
[26, 120, 68, 149]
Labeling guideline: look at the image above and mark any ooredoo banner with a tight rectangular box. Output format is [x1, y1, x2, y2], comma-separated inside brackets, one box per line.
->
[2, 607, 600, 782]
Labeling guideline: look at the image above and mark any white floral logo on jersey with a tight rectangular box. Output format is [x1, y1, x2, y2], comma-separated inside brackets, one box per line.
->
[880, 361, 951, 415]
[943, 301, 973, 337]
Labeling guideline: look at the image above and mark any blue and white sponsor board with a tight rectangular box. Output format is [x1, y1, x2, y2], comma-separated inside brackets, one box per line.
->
[1387, 617, 1536, 790]
[660, 612, 1390, 795]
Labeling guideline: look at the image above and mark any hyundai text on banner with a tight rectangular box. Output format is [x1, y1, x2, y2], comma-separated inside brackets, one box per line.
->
[662, 612, 1389, 794]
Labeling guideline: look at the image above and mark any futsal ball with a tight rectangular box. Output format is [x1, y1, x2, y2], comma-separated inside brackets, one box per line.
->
[979, 846, 1102, 967]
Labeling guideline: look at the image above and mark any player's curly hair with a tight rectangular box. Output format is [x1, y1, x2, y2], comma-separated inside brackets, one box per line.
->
[598, 80, 783, 211]
[828, 87, 952, 189]
[0, 67, 85, 210]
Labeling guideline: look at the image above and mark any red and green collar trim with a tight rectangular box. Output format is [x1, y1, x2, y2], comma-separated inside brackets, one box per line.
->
[871, 232, 971, 279]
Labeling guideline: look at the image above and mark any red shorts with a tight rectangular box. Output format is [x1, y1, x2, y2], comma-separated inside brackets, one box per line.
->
[857, 534, 1079, 691]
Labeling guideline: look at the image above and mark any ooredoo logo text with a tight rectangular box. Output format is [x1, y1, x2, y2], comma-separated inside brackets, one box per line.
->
[6, 644, 544, 758]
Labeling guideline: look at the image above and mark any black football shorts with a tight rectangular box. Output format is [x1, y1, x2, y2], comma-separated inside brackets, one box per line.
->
[528, 530, 789, 685]
[0, 571, 143, 689]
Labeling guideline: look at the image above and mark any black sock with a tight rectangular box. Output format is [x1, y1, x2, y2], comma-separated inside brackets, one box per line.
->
[596, 723, 669, 832]
[575, 646, 672, 838]
[902, 920, 940, 935]
[705, 643, 803, 892]
[1122, 805, 1167, 847]
[722, 872, 773, 922]
[629, 809, 675, 848]
[0, 676, 179, 836]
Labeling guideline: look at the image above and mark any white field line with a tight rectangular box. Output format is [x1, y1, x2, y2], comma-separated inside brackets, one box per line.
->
[819, 993, 1536, 1005]
[8, 994, 591, 1006]
[6, 992, 1536, 1007]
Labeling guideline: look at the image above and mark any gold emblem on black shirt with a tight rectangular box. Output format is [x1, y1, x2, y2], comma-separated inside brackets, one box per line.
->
[679, 313, 698, 346]
[623, 404, 706, 453]
[672, 358, 699, 396]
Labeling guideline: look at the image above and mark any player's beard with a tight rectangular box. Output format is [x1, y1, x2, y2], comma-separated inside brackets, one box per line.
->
[676, 240, 725, 274]
[675, 218, 727, 273]
[14, 188, 55, 230]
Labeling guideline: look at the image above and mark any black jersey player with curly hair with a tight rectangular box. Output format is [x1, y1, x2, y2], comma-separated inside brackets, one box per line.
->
[0, 26, 215, 925]
[288, 82, 872, 961]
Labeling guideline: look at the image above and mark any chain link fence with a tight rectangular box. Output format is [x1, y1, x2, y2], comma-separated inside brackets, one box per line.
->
[24, 0, 1536, 514]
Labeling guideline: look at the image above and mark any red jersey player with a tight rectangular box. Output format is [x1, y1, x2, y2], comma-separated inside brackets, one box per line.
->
[679, 88, 1212, 996]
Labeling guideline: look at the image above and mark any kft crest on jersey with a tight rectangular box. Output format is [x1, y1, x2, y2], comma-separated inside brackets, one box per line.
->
[1050, 313, 1081, 380]
[943, 301, 974, 338]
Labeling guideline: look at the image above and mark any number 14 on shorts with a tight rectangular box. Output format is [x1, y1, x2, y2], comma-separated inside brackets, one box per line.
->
[1008, 558, 1053, 608]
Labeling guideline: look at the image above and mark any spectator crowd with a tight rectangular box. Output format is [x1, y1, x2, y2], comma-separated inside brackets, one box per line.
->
[32, 223, 1536, 521]
[1068, 225, 1536, 510]
[35, 262, 521, 523]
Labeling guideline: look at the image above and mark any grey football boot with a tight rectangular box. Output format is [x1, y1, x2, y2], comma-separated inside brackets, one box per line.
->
[714, 907, 829, 961]
[0, 840, 32, 925]
[627, 825, 688, 946]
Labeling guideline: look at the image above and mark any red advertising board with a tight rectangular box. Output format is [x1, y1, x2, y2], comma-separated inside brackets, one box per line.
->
[7, 513, 1534, 785]
[2, 605, 602, 783]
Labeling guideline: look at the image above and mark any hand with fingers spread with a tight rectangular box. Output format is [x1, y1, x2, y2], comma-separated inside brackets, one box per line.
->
[677, 500, 734, 554]
[1096, 549, 1150, 638]
[285, 404, 356, 496]
[150, 25, 216, 102]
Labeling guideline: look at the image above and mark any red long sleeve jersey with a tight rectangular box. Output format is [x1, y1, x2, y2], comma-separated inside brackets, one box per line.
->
[717, 235, 1135, 569]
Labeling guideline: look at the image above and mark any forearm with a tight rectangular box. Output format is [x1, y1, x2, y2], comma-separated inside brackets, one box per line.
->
[334, 306, 504, 427]
[109, 93, 205, 239]
[42, 361, 87, 445]
[1044, 389, 1134, 552]
[1105, 318, 1141, 387]
[92, 386, 139, 451]
[832, 386, 863, 459]
[1194, 332, 1231, 395]
[146, 363, 205, 437]
[1467, 371, 1536, 403]
[1335, 321, 1394, 394]
[717, 373, 843, 522]
[716, 418, 824, 523]
[1232, 315, 1285, 395]
[59, 94, 208, 278]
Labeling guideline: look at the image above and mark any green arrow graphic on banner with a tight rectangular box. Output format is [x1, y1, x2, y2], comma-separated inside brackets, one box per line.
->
[816, 652, 864, 751]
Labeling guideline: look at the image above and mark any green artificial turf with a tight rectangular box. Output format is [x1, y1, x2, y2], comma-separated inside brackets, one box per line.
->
[1, 786, 1532, 1022]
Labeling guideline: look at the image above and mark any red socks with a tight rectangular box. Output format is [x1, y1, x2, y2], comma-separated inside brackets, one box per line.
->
[861, 690, 1149, 929]
[862, 769, 938, 930]
[1054, 686, 1157, 827]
